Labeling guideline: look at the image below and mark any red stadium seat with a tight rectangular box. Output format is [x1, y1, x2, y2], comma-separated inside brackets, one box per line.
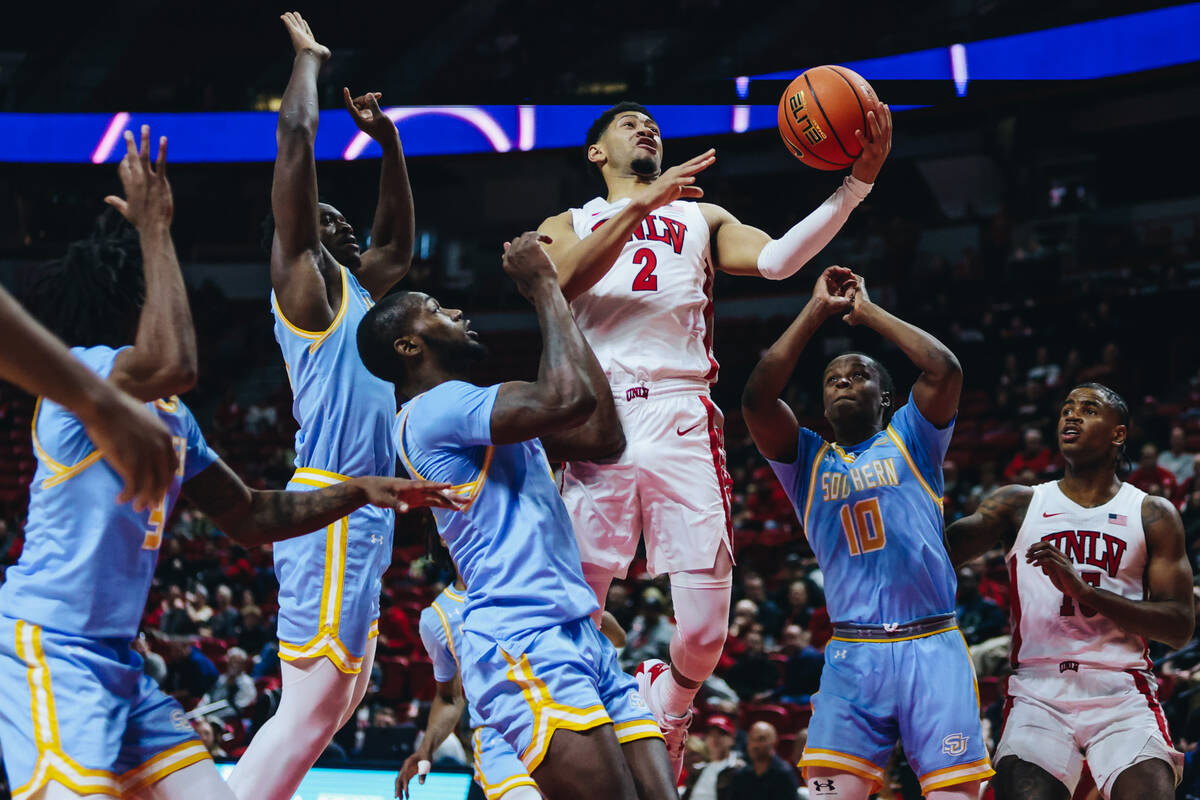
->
[376, 655, 410, 702]
[977, 676, 1002, 707]
[777, 732, 797, 760]
[740, 703, 790, 733]
[408, 658, 436, 702]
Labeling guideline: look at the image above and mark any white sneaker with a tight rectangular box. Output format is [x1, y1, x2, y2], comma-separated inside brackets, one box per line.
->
[634, 659, 692, 781]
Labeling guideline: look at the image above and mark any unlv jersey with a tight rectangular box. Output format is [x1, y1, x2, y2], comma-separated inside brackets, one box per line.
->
[569, 197, 715, 386]
[1008, 481, 1150, 671]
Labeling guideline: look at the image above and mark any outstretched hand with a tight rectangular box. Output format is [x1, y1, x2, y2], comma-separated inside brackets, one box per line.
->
[838, 270, 874, 326]
[344, 88, 398, 144]
[851, 98, 892, 184]
[104, 125, 172, 230]
[502, 231, 558, 298]
[357, 477, 463, 514]
[811, 265, 854, 318]
[280, 11, 330, 62]
[633, 149, 716, 211]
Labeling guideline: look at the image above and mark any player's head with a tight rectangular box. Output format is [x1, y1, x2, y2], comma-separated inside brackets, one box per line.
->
[585, 102, 661, 183]
[1057, 383, 1129, 471]
[258, 204, 361, 269]
[821, 352, 895, 438]
[357, 291, 486, 390]
[26, 208, 145, 347]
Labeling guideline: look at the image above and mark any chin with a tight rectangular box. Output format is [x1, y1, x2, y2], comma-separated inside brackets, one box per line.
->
[630, 155, 659, 177]
[339, 250, 363, 270]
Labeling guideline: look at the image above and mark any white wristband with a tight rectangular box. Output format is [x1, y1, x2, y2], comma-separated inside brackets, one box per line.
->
[755, 175, 873, 280]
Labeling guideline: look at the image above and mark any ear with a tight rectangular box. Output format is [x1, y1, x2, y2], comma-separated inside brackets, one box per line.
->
[1112, 423, 1127, 449]
[394, 335, 421, 358]
[880, 390, 892, 409]
[587, 142, 607, 169]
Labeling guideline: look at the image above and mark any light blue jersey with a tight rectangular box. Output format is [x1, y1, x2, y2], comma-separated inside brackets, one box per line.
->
[0, 346, 215, 798]
[417, 587, 538, 800]
[0, 346, 217, 639]
[270, 265, 397, 672]
[396, 380, 598, 640]
[768, 392, 956, 625]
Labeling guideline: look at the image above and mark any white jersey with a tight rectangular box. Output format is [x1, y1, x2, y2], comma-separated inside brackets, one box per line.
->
[569, 197, 715, 387]
[1007, 480, 1150, 671]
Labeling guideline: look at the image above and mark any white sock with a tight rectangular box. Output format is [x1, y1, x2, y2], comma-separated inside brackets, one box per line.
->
[656, 670, 698, 719]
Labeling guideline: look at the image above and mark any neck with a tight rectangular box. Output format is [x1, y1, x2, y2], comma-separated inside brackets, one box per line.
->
[1058, 458, 1122, 507]
[753, 755, 771, 770]
[399, 366, 467, 402]
[603, 169, 658, 203]
[454, 577, 466, 591]
[832, 419, 883, 448]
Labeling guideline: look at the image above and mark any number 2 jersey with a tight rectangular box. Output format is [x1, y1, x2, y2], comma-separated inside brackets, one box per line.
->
[0, 346, 218, 640]
[767, 393, 956, 625]
[1007, 480, 1151, 671]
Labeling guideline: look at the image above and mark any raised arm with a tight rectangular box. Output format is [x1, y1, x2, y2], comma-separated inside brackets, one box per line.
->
[270, 12, 335, 332]
[945, 484, 1032, 566]
[1027, 495, 1194, 649]
[344, 88, 414, 299]
[182, 459, 457, 548]
[841, 272, 962, 428]
[741, 266, 852, 462]
[397, 673, 466, 798]
[489, 232, 600, 444]
[704, 101, 890, 278]
[104, 127, 197, 402]
[0, 285, 176, 511]
[538, 150, 715, 301]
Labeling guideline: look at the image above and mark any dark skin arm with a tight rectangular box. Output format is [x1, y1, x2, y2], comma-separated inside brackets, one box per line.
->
[343, 88, 414, 299]
[842, 272, 962, 428]
[396, 673, 466, 798]
[1027, 494, 1194, 649]
[270, 12, 336, 333]
[538, 341, 625, 462]
[182, 459, 457, 548]
[489, 232, 599, 445]
[944, 484, 1034, 566]
[741, 266, 853, 463]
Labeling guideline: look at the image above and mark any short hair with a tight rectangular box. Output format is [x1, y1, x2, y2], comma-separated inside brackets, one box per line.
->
[584, 102, 655, 179]
[1073, 382, 1129, 426]
[827, 352, 896, 424]
[356, 291, 421, 384]
[25, 208, 144, 347]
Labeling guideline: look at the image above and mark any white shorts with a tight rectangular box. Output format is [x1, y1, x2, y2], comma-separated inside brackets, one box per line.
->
[561, 380, 733, 578]
[995, 665, 1183, 799]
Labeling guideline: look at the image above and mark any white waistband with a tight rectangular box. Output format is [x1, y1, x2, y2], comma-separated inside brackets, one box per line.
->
[610, 378, 712, 401]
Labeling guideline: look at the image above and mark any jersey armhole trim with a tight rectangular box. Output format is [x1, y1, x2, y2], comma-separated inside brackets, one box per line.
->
[271, 265, 351, 354]
[397, 403, 494, 511]
[31, 397, 104, 490]
[430, 600, 460, 668]
[885, 425, 944, 510]
[801, 442, 831, 531]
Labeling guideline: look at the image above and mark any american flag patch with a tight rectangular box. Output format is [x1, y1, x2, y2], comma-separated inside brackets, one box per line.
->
[1108, 513, 1128, 526]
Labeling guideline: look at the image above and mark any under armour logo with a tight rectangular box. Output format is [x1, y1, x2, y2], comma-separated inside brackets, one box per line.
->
[882, 622, 900, 633]
[369, 535, 384, 545]
[812, 778, 836, 793]
[942, 733, 969, 756]
[832, 649, 848, 660]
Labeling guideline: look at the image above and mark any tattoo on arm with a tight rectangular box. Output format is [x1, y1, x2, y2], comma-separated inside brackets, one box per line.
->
[946, 485, 1031, 566]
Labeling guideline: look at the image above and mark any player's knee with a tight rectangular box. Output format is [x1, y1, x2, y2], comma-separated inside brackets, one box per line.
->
[676, 613, 726, 652]
[1110, 757, 1175, 800]
[992, 756, 1069, 800]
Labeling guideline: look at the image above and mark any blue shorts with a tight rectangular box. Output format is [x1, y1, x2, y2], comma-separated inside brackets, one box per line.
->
[275, 467, 394, 673]
[800, 626, 994, 794]
[471, 725, 538, 800]
[461, 617, 661, 773]
[0, 616, 209, 799]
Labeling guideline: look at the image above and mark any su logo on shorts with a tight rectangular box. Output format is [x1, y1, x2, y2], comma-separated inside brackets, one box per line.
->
[942, 732, 969, 756]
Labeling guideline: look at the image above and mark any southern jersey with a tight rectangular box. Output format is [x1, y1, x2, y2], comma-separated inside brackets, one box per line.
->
[768, 393, 956, 624]
[271, 264, 396, 479]
[395, 380, 598, 641]
[0, 346, 218, 639]
[418, 586, 467, 684]
[1007, 481, 1151, 670]
[568, 198, 715, 386]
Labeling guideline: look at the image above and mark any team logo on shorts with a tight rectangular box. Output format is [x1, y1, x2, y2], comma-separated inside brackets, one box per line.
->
[170, 709, 192, 732]
[942, 732, 969, 756]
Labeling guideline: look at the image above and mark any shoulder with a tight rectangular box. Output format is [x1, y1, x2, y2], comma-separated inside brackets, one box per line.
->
[1142, 493, 1183, 532]
[980, 483, 1036, 525]
[539, 210, 575, 231]
[696, 202, 736, 230]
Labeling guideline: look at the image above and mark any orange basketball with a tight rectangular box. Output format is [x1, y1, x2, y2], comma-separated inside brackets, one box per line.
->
[777, 65, 878, 171]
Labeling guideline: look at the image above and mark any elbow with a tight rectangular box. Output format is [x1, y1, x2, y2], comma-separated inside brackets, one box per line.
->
[561, 390, 599, 428]
[276, 114, 317, 142]
[933, 350, 963, 384]
[153, 363, 198, 398]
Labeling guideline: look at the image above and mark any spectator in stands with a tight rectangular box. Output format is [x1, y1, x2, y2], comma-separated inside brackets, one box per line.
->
[237, 606, 272, 660]
[726, 627, 777, 702]
[682, 715, 742, 800]
[740, 572, 784, 639]
[203, 646, 256, 722]
[606, 582, 636, 633]
[1004, 428, 1054, 482]
[1161, 427, 1196, 485]
[781, 580, 813, 631]
[192, 717, 228, 759]
[969, 462, 1001, 507]
[159, 584, 198, 636]
[1027, 345, 1062, 388]
[955, 567, 1006, 646]
[1130, 442, 1180, 502]
[620, 588, 674, 671]
[132, 632, 167, 687]
[779, 624, 823, 704]
[187, 584, 214, 628]
[161, 639, 220, 707]
[943, 460, 968, 513]
[727, 722, 798, 799]
[209, 584, 241, 639]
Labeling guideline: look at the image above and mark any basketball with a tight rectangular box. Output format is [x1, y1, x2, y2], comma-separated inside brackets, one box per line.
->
[777, 65, 878, 170]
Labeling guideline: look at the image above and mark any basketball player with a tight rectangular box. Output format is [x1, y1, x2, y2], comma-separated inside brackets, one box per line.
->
[536, 99, 891, 769]
[227, 13, 418, 798]
[741, 266, 991, 799]
[0, 284, 176, 512]
[0, 127, 454, 800]
[946, 383, 1192, 800]
[358, 232, 675, 800]
[397, 540, 628, 800]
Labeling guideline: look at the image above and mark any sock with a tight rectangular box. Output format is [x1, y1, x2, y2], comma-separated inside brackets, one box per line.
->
[657, 670, 699, 718]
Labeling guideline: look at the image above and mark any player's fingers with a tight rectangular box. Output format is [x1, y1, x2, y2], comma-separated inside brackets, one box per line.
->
[139, 125, 151, 169]
[853, 129, 869, 152]
[343, 87, 356, 113]
[537, 233, 553, 244]
[680, 186, 704, 199]
[122, 129, 137, 158]
[367, 93, 384, 115]
[103, 196, 129, 217]
[155, 136, 168, 176]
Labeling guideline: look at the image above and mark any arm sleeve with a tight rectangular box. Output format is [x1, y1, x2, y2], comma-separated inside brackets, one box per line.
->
[755, 176, 872, 280]
[418, 607, 459, 684]
[889, 390, 955, 494]
[765, 428, 827, 516]
[411, 381, 500, 450]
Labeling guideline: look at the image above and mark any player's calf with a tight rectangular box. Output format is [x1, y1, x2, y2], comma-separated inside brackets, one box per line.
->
[1109, 757, 1175, 800]
[621, 736, 678, 800]
[926, 779, 985, 800]
[992, 756, 1070, 800]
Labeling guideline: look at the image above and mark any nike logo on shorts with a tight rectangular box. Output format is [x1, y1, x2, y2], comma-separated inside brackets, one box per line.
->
[676, 423, 702, 437]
